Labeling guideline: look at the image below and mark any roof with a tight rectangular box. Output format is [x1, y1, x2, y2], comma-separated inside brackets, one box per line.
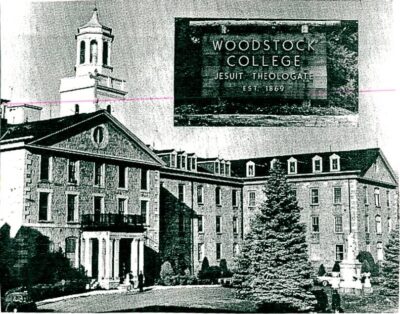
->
[154, 149, 176, 154]
[80, 8, 103, 29]
[229, 148, 381, 177]
[0, 111, 102, 142]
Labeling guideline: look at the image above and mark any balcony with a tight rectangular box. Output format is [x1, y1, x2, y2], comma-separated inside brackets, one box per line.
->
[81, 214, 145, 232]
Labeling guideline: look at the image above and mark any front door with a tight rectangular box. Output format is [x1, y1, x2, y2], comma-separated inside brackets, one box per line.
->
[91, 238, 99, 278]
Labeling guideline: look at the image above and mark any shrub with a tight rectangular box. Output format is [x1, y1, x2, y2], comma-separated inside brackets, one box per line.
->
[311, 289, 329, 312]
[200, 257, 210, 273]
[219, 259, 233, 277]
[361, 260, 371, 274]
[357, 251, 379, 276]
[160, 261, 174, 281]
[317, 264, 326, 276]
[332, 261, 340, 272]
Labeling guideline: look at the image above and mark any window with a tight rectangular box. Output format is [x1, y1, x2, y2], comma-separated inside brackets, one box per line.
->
[388, 217, 392, 232]
[39, 192, 50, 221]
[197, 185, 204, 204]
[198, 215, 203, 233]
[216, 216, 222, 233]
[216, 243, 221, 260]
[94, 162, 105, 187]
[233, 243, 239, 256]
[90, 39, 98, 63]
[220, 161, 225, 175]
[103, 41, 109, 65]
[106, 105, 111, 113]
[40, 155, 51, 181]
[246, 161, 255, 177]
[68, 159, 78, 183]
[198, 243, 204, 261]
[333, 187, 342, 204]
[376, 215, 382, 234]
[67, 194, 78, 222]
[216, 187, 221, 206]
[312, 216, 319, 233]
[249, 191, 256, 207]
[93, 126, 104, 144]
[386, 190, 390, 207]
[310, 188, 319, 205]
[233, 217, 238, 234]
[312, 156, 322, 173]
[364, 186, 369, 205]
[79, 41, 85, 64]
[374, 188, 380, 207]
[334, 216, 343, 233]
[225, 162, 231, 176]
[141, 200, 149, 225]
[232, 190, 238, 207]
[287, 158, 297, 174]
[177, 155, 181, 169]
[365, 215, 370, 233]
[141, 169, 149, 190]
[118, 165, 127, 188]
[336, 245, 344, 261]
[118, 198, 127, 215]
[192, 157, 197, 172]
[179, 213, 184, 235]
[171, 154, 177, 168]
[93, 196, 103, 222]
[215, 161, 220, 174]
[178, 184, 185, 202]
[182, 156, 186, 170]
[377, 242, 383, 261]
[270, 158, 277, 169]
[65, 237, 76, 254]
[330, 154, 340, 171]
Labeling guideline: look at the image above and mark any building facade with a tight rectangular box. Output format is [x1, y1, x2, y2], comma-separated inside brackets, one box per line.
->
[0, 8, 398, 289]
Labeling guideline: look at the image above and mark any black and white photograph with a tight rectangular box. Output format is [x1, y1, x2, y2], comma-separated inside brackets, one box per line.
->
[0, 0, 398, 313]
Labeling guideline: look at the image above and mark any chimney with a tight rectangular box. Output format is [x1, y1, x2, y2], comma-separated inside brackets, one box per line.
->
[4, 104, 42, 124]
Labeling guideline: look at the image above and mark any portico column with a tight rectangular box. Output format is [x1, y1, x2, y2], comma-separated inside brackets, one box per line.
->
[114, 239, 120, 279]
[85, 237, 91, 277]
[131, 239, 138, 279]
[139, 239, 145, 277]
[98, 237, 104, 280]
[105, 237, 111, 280]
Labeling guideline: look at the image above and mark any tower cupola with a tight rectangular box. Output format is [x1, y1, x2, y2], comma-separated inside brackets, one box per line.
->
[75, 8, 114, 76]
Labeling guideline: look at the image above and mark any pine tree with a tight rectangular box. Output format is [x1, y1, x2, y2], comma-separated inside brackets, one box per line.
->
[234, 162, 316, 312]
[381, 224, 399, 296]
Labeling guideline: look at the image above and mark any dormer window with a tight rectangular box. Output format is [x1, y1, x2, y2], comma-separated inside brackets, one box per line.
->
[215, 161, 220, 175]
[171, 153, 177, 168]
[287, 157, 297, 174]
[312, 155, 322, 173]
[182, 155, 187, 170]
[192, 157, 197, 172]
[270, 158, 277, 170]
[330, 154, 340, 171]
[225, 162, 231, 176]
[246, 161, 255, 177]
[220, 160, 225, 175]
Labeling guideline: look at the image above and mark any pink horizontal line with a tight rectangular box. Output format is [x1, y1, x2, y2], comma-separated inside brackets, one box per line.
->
[3, 88, 397, 107]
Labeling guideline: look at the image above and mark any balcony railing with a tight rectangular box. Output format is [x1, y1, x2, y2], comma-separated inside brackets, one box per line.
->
[81, 214, 145, 232]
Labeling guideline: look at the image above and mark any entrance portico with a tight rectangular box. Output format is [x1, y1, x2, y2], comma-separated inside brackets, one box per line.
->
[81, 231, 145, 289]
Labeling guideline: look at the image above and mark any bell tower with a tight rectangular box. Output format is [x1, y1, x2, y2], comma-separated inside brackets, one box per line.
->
[59, 7, 127, 117]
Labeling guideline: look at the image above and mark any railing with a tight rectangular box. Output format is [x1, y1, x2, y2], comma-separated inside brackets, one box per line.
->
[81, 214, 145, 232]
[97, 74, 126, 91]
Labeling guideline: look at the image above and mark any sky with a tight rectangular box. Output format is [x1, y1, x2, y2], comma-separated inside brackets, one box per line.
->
[1, 0, 399, 174]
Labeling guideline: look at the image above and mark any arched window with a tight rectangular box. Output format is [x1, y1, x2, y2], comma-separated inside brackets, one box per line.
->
[90, 40, 98, 63]
[103, 41, 109, 65]
[75, 104, 79, 114]
[375, 215, 382, 234]
[80, 41, 85, 64]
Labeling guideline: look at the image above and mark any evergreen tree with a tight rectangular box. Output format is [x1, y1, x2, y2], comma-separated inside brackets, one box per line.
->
[234, 162, 316, 312]
[381, 224, 399, 296]
[317, 264, 326, 276]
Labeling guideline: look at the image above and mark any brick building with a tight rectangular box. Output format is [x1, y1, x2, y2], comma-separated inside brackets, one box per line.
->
[0, 8, 398, 289]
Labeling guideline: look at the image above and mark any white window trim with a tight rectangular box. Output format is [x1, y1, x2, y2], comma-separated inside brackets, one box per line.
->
[375, 215, 382, 234]
[225, 161, 231, 176]
[39, 155, 53, 182]
[287, 157, 297, 174]
[181, 155, 187, 170]
[310, 188, 319, 205]
[140, 169, 150, 191]
[92, 193, 105, 214]
[333, 186, 342, 204]
[118, 165, 129, 190]
[197, 185, 204, 204]
[67, 159, 79, 185]
[374, 188, 381, 207]
[270, 158, 277, 170]
[178, 184, 186, 203]
[216, 187, 222, 206]
[171, 153, 177, 168]
[329, 154, 341, 171]
[246, 161, 255, 177]
[93, 162, 105, 187]
[38, 188, 53, 222]
[311, 215, 320, 233]
[334, 216, 343, 233]
[312, 155, 323, 173]
[232, 189, 239, 207]
[117, 196, 129, 215]
[220, 160, 226, 175]
[248, 190, 256, 207]
[65, 191, 80, 223]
